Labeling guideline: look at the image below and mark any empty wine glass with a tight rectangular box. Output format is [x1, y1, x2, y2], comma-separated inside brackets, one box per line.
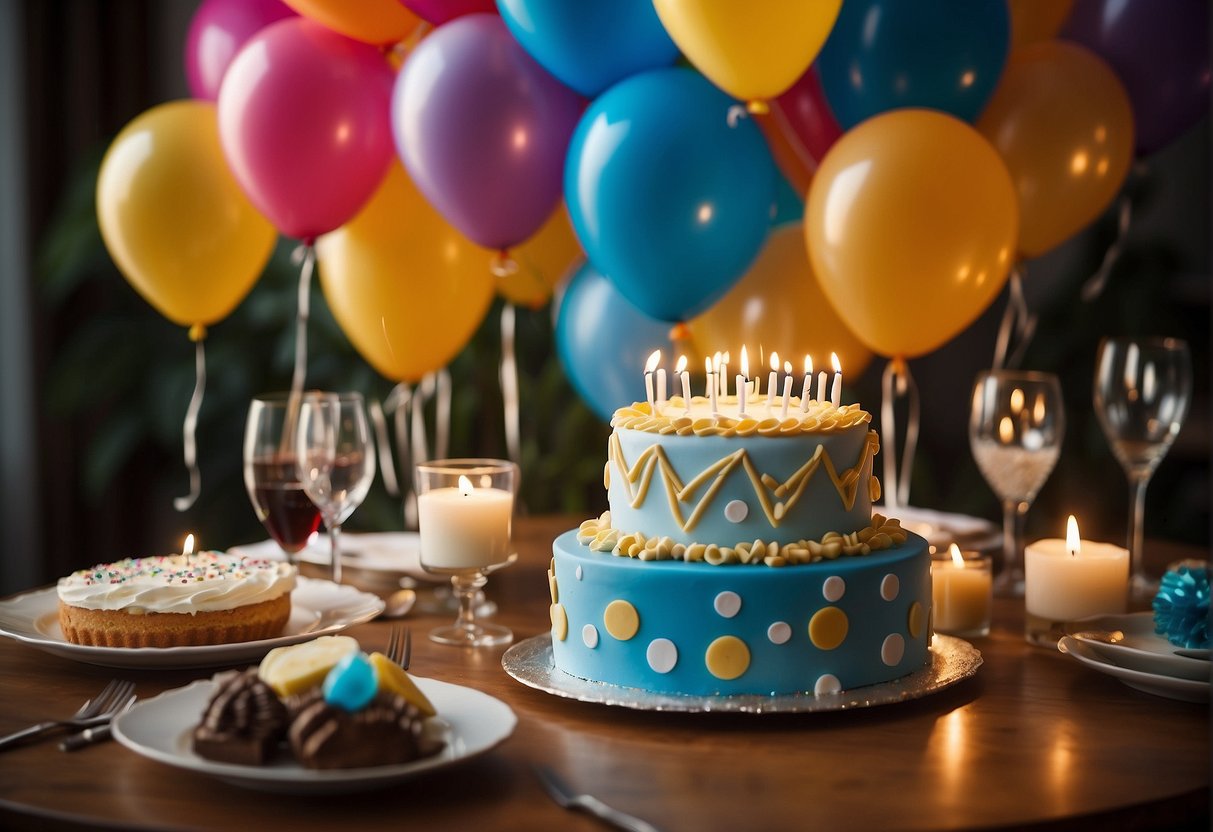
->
[970, 370, 1065, 597]
[295, 392, 376, 584]
[243, 395, 323, 564]
[1094, 337, 1192, 597]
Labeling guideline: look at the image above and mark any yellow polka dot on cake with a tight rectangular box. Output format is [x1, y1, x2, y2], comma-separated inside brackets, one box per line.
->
[705, 635, 750, 680]
[908, 601, 925, 639]
[550, 603, 568, 641]
[604, 599, 639, 640]
[809, 607, 848, 650]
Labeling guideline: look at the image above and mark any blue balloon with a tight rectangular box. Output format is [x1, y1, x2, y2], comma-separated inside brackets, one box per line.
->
[497, 0, 679, 98]
[769, 171, 804, 227]
[816, 0, 1009, 129]
[564, 68, 774, 323]
[556, 262, 671, 422]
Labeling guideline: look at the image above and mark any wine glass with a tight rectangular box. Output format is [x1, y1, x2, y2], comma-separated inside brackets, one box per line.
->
[970, 370, 1065, 597]
[243, 395, 323, 563]
[294, 392, 376, 584]
[415, 459, 517, 647]
[1094, 337, 1192, 597]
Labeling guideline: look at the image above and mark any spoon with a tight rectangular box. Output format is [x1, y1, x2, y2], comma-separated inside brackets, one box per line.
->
[381, 588, 417, 619]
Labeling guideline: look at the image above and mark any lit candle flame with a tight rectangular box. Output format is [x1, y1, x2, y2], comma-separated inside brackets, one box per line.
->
[998, 416, 1015, 444]
[645, 350, 661, 374]
[770, 351, 780, 372]
[458, 475, 474, 496]
[705, 356, 713, 375]
[831, 352, 841, 373]
[740, 345, 749, 378]
[949, 543, 964, 568]
[1066, 515, 1080, 556]
[676, 355, 687, 374]
[1010, 387, 1024, 414]
[804, 354, 813, 375]
[784, 360, 792, 374]
[182, 533, 195, 557]
[712, 351, 722, 372]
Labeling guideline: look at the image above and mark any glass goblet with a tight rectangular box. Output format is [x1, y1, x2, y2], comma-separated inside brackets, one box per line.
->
[1094, 337, 1192, 597]
[243, 394, 322, 564]
[415, 459, 518, 648]
[295, 391, 376, 585]
[969, 370, 1065, 597]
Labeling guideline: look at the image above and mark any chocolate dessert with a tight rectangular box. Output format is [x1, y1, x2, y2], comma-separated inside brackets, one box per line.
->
[192, 668, 288, 765]
[287, 689, 441, 770]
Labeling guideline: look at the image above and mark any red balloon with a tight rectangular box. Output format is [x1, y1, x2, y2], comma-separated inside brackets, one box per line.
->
[184, 0, 296, 101]
[401, 0, 496, 26]
[758, 66, 843, 193]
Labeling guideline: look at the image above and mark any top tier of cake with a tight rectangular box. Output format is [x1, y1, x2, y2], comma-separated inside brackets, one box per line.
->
[605, 395, 880, 549]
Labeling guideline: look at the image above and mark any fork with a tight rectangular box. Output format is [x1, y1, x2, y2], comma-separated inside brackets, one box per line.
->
[386, 624, 412, 670]
[534, 765, 663, 832]
[0, 679, 136, 752]
[58, 694, 138, 752]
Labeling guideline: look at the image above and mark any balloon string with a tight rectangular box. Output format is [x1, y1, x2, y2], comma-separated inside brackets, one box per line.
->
[389, 383, 416, 529]
[369, 397, 399, 498]
[173, 338, 206, 512]
[1081, 190, 1133, 302]
[500, 304, 522, 466]
[435, 367, 451, 460]
[992, 264, 1036, 370]
[726, 104, 749, 128]
[879, 359, 919, 510]
[280, 243, 314, 456]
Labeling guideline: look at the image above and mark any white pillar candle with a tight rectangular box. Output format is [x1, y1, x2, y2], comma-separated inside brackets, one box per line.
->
[766, 351, 779, 407]
[676, 355, 690, 412]
[932, 544, 992, 636]
[830, 352, 843, 407]
[800, 355, 813, 412]
[1025, 516, 1128, 622]
[644, 350, 660, 413]
[418, 475, 513, 569]
[780, 361, 793, 419]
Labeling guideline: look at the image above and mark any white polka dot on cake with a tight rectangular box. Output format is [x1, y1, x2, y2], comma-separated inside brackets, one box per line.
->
[767, 621, 791, 644]
[714, 591, 741, 618]
[815, 674, 841, 696]
[582, 624, 599, 649]
[881, 633, 905, 666]
[880, 573, 899, 601]
[647, 638, 678, 674]
[822, 575, 845, 602]
[723, 500, 749, 523]
[575, 565, 583, 581]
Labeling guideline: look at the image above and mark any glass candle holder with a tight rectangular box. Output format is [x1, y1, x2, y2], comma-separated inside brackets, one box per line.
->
[931, 546, 993, 638]
[416, 459, 518, 648]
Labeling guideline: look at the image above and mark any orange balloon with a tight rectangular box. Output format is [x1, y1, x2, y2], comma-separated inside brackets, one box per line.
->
[282, 0, 419, 44]
[805, 109, 1017, 359]
[317, 163, 494, 382]
[496, 205, 583, 309]
[1008, 0, 1074, 48]
[977, 41, 1133, 258]
[688, 224, 871, 376]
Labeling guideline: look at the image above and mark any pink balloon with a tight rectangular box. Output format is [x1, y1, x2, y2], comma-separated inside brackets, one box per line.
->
[401, 0, 496, 26]
[218, 18, 395, 241]
[184, 0, 296, 100]
[773, 66, 843, 168]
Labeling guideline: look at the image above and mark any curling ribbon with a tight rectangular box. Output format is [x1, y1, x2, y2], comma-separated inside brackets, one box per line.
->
[992, 264, 1037, 370]
[279, 243, 315, 458]
[173, 332, 207, 511]
[879, 357, 920, 511]
[369, 396, 400, 498]
[500, 304, 521, 466]
[1081, 188, 1133, 302]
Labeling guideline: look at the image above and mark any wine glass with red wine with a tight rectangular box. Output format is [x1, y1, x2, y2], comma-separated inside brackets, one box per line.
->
[243, 394, 323, 563]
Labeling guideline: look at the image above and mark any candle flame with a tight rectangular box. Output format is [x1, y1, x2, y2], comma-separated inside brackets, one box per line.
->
[705, 356, 713, 375]
[1066, 515, 1080, 556]
[740, 345, 749, 377]
[949, 543, 964, 568]
[831, 352, 841, 373]
[770, 351, 779, 372]
[998, 416, 1015, 444]
[458, 475, 474, 496]
[1033, 392, 1046, 424]
[645, 350, 661, 374]
[804, 354, 812, 374]
[183, 533, 195, 557]
[784, 360, 792, 374]
[676, 354, 687, 374]
[1010, 387, 1024, 414]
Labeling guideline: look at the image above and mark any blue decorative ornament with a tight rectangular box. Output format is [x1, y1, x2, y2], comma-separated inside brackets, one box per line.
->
[1153, 563, 1210, 650]
[322, 652, 378, 712]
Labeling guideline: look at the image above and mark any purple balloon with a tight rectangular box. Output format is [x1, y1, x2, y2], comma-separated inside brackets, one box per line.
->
[184, 0, 296, 101]
[1064, 0, 1210, 155]
[392, 14, 585, 250]
[402, 0, 496, 26]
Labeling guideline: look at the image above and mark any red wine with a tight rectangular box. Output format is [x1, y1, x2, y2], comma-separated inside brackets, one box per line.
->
[249, 458, 322, 554]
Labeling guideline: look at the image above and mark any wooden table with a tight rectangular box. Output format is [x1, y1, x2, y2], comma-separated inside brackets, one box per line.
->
[0, 517, 1207, 831]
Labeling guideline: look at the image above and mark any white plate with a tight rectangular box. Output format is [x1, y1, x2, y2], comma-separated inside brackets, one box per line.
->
[1058, 636, 1209, 703]
[113, 676, 517, 794]
[0, 578, 384, 669]
[230, 533, 441, 584]
[1066, 612, 1210, 681]
[877, 505, 1001, 554]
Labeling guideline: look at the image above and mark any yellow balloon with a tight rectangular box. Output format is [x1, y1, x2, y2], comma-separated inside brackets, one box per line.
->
[496, 205, 582, 309]
[96, 100, 276, 331]
[652, 0, 841, 108]
[281, 0, 420, 45]
[977, 41, 1133, 259]
[1008, 0, 1074, 48]
[317, 163, 495, 382]
[805, 109, 1018, 359]
[688, 224, 871, 377]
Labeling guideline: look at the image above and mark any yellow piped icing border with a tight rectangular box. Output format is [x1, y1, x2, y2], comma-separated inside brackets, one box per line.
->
[612, 397, 871, 436]
[576, 511, 908, 567]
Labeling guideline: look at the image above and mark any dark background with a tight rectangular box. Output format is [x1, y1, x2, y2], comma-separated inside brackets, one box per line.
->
[1, 0, 1208, 594]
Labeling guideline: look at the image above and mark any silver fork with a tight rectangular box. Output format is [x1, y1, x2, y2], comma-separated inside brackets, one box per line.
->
[59, 694, 138, 752]
[0, 679, 136, 752]
[386, 624, 412, 670]
[534, 765, 663, 832]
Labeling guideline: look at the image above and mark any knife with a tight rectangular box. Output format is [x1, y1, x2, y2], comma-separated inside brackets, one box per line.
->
[59, 723, 113, 752]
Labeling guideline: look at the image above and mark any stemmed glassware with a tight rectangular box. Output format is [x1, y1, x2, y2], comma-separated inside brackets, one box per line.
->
[970, 371, 1065, 597]
[243, 395, 323, 564]
[415, 459, 517, 647]
[1094, 337, 1192, 597]
[294, 392, 376, 584]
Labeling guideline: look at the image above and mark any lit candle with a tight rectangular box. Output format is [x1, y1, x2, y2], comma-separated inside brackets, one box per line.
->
[932, 544, 992, 637]
[800, 355, 813, 412]
[780, 361, 793, 419]
[705, 356, 719, 416]
[719, 351, 729, 398]
[830, 352, 843, 407]
[817, 364, 827, 405]
[1024, 515, 1129, 646]
[737, 346, 749, 417]
[182, 533, 195, 566]
[766, 351, 780, 408]
[644, 350, 660, 413]
[417, 474, 513, 569]
[676, 355, 690, 412]
[655, 357, 667, 413]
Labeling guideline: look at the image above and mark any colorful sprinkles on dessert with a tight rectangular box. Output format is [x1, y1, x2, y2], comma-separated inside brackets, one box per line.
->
[64, 552, 282, 586]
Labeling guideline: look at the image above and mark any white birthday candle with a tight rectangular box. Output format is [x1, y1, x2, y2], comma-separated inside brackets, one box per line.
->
[801, 355, 813, 412]
[780, 360, 793, 419]
[766, 351, 779, 407]
[644, 350, 660, 412]
[830, 352, 842, 407]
